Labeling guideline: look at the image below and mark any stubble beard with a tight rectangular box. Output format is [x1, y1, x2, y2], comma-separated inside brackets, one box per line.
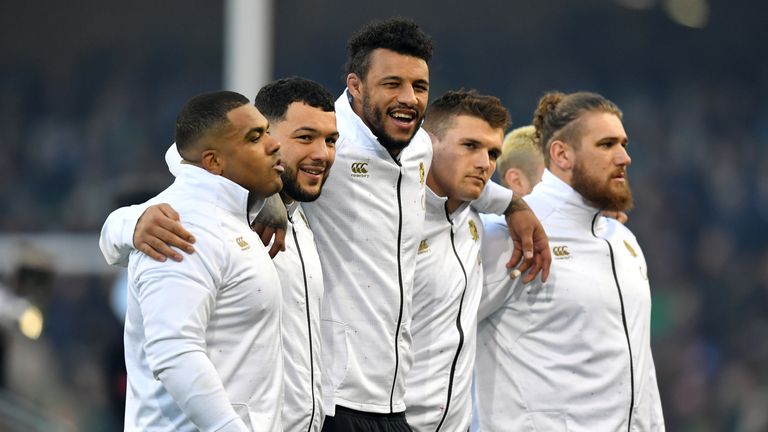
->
[571, 159, 634, 212]
[280, 165, 326, 203]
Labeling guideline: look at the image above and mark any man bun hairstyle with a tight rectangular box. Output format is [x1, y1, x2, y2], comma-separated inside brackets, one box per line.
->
[175, 90, 250, 157]
[532, 91, 622, 165]
[255, 77, 335, 123]
[423, 89, 511, 139]
[346, 17, 434, 79]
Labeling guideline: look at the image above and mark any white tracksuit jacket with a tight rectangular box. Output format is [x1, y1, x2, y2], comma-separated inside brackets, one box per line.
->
[405, 189, 483, 431]
[275, 201, 324, 432]
[302, 90, 512, 415]
[123, 163, 283, 431]
[101, 146, 326, 430]
[474, 170, 664, 431]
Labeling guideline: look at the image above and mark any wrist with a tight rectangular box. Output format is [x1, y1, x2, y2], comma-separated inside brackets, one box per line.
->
[504, 195, 530, 216]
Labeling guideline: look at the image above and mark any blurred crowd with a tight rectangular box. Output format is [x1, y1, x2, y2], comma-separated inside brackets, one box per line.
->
[1, 1, 767, 430]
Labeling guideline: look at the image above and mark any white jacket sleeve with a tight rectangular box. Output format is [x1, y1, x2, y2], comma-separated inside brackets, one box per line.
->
[131, 227, 248, 432]
[471, 180, 514, 215]
[648, 353, 666, 430]
[99, 203, 150, 267]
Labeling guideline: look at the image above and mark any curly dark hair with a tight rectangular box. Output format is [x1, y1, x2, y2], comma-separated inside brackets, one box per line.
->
[254, 76, 335, 123]
[345, 17, 434, 79]
[423, 89, 511, 139]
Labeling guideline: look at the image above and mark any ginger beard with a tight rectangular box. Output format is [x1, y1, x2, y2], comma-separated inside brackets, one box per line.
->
[571, 157, 634, 212]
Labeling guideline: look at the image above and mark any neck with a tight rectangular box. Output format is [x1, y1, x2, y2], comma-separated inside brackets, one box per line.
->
[445, 197, 464, 214]
[548, 165, 573, 187]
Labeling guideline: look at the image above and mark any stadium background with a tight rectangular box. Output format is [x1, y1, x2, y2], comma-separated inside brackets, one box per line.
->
[1, 0, 767, 430]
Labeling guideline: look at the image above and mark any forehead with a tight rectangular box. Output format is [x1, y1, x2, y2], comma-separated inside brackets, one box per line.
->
[441, 115, 504, 148]
[578, 111, 627, 141]
[275, 102, 338, 134]
[226, 104, 268, 131]
[365, 48, 429, 82]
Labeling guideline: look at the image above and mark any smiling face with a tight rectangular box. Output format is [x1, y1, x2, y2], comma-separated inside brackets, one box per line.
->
[569, 111, 633, 211]
[428, 115, 504, 213]
[270, 102, 338, 202]
[348, 48, 429, 156]
[216, 104, 284, 199]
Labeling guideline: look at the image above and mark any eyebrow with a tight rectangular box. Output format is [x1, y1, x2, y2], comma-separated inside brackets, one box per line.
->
[293, 126, 340, 137]
[380, 75, 429, 86]
[597, 136, 628, 144]
[245, 125, 268, 138]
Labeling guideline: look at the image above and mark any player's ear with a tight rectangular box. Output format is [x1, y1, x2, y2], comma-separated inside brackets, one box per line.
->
[503, 168, 528, 197]
[347, 73, 362, 100]
[201, 149, 223, 175]
[549, 140, 574, 171]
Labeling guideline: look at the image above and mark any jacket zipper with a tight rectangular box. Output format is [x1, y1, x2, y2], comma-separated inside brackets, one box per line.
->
[289, 213, 317, 431]
[435, 203, 468, 431]
[591, 212, 635, 431]
[389, 166, 405, 413]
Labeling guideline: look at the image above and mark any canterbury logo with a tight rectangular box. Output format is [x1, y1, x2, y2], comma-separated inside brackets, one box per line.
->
[552, 245, 570, 257]
[236, 236, 250, 251]
[351, 162, 368, 174]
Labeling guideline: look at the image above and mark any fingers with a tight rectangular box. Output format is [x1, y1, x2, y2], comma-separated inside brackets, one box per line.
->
[158, 205, 195, 244]
[506, 247, 523, 270]
[535, 228, 552, 283]
[141, 237, 182, 262]
[519, 225, 535, 261]
[150, 223, 195, 255]
[137, 242, 170, 263]
[252, 222, 287, 258]
[505, 209, 551, 283]
[522, 253, 543, 284]
[134, 204, 195, 262]
[516, 257, 533, 280]
[259, 226, 276, 247]
[158, 203, 180, 221]
[267, 229, 287, 258]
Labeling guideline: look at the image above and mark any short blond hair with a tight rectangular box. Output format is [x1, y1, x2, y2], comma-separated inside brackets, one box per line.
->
[497, 125, 543, 186]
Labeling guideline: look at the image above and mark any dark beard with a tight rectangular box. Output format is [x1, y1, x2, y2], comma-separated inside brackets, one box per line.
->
[280, 165, 326, 202]
[571, 160, 634, 212]
[361, 93, 418, 155]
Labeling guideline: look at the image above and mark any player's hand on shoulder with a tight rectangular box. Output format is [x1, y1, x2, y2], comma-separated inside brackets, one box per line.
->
[251, 194, 287, 258]
[133, 203, 196, 262]
[504, 195, 551, 283]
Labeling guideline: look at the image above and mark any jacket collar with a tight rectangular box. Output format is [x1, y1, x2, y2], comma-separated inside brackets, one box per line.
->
[425, 187, 470, 221]
[533, 169, 603, 228]
[285, 199, 301, 219]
